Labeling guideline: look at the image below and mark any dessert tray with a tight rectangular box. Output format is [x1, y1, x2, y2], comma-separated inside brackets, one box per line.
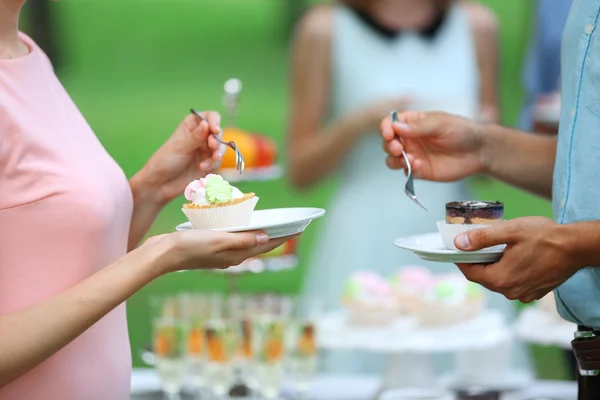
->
[317, 309, 532, 392]
[394, 233, 504, 264]
[514, 306, 575, 350]
[317, 309, 512, 353]
[177, 207, 325, 239]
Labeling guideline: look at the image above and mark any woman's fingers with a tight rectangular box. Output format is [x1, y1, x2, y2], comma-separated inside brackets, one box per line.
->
[209, 230, 271, 253]
[223, 234, 301, 266]
[200, 111, 222, 136]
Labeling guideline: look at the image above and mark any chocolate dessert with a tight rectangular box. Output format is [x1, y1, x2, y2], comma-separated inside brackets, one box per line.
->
[445, 201, 504, 225]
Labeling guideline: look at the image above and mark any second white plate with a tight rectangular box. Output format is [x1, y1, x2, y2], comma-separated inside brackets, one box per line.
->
[394, 233, 504, 264]
[176, 207, 325, 239]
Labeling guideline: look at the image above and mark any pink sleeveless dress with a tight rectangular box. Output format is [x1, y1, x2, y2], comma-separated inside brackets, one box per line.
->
[0, 33, 134, 399]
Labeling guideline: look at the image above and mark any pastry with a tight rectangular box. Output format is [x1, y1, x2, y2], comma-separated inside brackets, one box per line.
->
[182, 174, 258, 229]
[390, 266, 434, 314]
[438, 201, 505, 251]
[416, 274, 487, 326]
[445, 201, 504, 225]
[341, 271, 398, 326]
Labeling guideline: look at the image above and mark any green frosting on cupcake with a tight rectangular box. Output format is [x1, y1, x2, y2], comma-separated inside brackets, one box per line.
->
[344, 280, 361, 297]
[205, 175, 233, 204]
[434, 282, 456, 299]
[466, 282, 481, 299]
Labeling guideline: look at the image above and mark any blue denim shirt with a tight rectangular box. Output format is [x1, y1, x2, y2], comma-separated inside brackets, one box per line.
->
[554, 0, 600, 329]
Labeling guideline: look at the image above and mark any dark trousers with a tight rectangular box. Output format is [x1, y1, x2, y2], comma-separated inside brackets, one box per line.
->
[574, 326, 600, 400]
[577, 368, 600, 400]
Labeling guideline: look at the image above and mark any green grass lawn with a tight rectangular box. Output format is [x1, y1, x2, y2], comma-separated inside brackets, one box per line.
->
[21, 0, 563, 375]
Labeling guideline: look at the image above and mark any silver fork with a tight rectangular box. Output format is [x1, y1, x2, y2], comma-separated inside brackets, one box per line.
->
[190, 108, 245, 174]
[391, 110, 427, 211]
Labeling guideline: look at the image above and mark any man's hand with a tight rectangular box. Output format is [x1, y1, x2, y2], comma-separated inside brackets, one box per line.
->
[380, 111, 485, 182]
[454, 217, 584, 303]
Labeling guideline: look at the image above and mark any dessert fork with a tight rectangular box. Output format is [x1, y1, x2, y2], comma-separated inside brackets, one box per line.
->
[391, 110, 427, 211]
[190, 108, 245, 174]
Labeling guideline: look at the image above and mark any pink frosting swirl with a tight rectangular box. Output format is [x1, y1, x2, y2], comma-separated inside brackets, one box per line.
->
[396, 267, 434, 290]
[354, 271, 392, 297]
[184, 174, 221, 201]
[184, 179, 205, 201]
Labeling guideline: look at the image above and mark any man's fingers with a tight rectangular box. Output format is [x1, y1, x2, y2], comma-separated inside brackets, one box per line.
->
[456, 263, 492, 286]
[454, 225, 512, 252]
[391, 111, 436, 139]
[380, 115, 395, 141]
[386, 155, 407, 171]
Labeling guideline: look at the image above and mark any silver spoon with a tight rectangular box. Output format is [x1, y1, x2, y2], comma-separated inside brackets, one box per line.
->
[190, 108, 245, 174]
[391, 110, 427, 211]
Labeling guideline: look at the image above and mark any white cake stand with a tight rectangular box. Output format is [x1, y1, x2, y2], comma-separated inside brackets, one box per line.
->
[318, 310, 523, 391]
[515, 306, 575, 350]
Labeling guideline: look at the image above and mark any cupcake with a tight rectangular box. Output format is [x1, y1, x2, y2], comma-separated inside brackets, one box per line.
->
[182, 174, 259, 229]
[416, 274, 487, 327]
[437, 201, 505, 251]
[341, 271, 398, 326]
[390, 266, 435, 314]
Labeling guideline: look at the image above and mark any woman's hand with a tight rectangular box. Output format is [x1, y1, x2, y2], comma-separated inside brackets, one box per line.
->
[144, 230, 298, 275]
[135, 111, 226, 206]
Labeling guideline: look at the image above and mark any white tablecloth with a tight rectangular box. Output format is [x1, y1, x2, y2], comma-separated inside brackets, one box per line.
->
[131, 368, 577, 399]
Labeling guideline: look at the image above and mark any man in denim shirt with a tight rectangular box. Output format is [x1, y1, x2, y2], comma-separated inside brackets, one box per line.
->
[381, 1, 600, 396]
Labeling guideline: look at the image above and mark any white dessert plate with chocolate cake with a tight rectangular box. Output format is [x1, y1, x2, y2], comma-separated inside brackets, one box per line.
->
[394, 233, 504, 264]
[394, 201, 506, 264]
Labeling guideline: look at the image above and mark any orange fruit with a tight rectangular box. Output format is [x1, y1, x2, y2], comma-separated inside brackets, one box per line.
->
[254, 135, 277, 167]
[220, 128, 257, 169]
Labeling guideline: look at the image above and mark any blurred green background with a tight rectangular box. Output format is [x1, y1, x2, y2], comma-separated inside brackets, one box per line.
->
[22, 0, 560, 375]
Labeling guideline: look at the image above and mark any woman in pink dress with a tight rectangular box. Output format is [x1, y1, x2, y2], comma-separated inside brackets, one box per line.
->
[0, 1, 292, 399]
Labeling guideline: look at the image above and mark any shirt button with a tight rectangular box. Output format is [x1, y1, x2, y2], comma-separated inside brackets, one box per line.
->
[560, 198, 566, 209]
[570, 108, 575, 119]
[585, 23, 595, 35]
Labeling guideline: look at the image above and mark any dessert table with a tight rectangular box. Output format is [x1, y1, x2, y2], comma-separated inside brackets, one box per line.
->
[130, 369, 577, 399]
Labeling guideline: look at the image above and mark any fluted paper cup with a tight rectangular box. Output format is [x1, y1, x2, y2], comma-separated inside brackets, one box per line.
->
[417, 296, 487, 326]
[436, 221, 505, 251]
[182, 195, 259, 230]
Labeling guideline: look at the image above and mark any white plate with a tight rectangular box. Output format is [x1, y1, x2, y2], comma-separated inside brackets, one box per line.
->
[394, 233, 504, 264]
[176, 207, 325, 239]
